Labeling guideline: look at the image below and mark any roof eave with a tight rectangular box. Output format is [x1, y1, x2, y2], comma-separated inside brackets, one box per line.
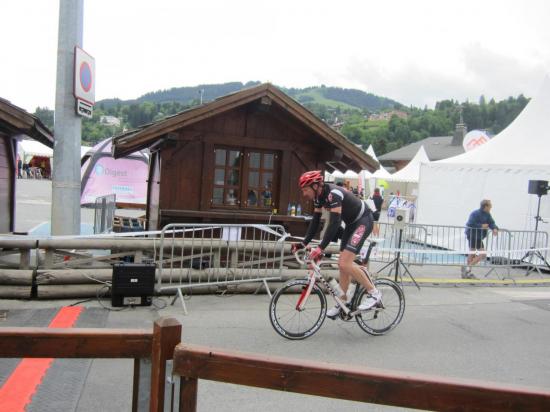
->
[112, 83, 378, 170]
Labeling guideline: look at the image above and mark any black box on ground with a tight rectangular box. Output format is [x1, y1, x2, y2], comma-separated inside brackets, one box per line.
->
[111, 263, 155, 307]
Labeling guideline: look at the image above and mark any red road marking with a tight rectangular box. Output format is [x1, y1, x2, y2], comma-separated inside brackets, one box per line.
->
[0, 306, 83, 412]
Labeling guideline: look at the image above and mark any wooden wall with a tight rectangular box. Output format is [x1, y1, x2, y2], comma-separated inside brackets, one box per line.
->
[0, 135, 14, 233]
[151, 102, 332, 230]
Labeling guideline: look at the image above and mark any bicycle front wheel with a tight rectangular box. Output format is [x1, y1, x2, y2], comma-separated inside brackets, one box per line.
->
[354, 278, 405, 336]
[269, 279, 327, 340]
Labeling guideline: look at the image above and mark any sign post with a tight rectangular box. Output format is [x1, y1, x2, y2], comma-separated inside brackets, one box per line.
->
[52, 0, 85, 236]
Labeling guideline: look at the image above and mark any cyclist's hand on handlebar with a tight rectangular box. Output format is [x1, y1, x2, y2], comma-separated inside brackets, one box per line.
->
[309, 246, 324, 263]
[291, 242, 306, 254]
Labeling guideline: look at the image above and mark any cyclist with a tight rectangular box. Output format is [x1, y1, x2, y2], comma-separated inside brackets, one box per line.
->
[292, 170, 381, 318]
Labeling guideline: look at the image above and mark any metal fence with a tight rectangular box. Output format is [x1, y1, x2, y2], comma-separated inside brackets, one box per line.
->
[93, 194, 116, 234]
[158, 224, 287, 313]
[368, 221, 549, 271]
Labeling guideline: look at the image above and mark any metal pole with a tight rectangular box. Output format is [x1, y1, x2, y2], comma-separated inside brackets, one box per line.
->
[52, 0, 84, 235]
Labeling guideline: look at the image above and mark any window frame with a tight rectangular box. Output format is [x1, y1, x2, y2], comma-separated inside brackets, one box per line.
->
[211, 146, 278, 211]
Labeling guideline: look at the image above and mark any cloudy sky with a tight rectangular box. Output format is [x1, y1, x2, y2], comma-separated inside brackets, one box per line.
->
[2, 0, 549, 112]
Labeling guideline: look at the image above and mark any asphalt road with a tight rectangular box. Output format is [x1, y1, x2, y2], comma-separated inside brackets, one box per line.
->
[5, 179, 550, 410]
[14, 178, 143, 233]
[1, 285, 549, 411]
[14, 179, 94, 233]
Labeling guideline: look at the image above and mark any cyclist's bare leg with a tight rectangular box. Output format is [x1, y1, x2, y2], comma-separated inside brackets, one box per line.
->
[339, 250, 376, 294]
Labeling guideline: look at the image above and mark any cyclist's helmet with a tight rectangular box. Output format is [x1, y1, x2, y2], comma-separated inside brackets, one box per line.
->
[299, 170, 323, 188]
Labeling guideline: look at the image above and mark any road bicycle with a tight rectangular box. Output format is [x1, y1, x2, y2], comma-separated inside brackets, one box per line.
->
[269, 242, 405, 340]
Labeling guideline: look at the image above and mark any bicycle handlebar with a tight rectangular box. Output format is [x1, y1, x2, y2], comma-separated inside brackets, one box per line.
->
[294, 249, 307, 265]
[294, 250, 321, 270]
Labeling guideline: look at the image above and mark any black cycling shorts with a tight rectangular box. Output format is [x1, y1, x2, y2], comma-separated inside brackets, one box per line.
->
[340, 212, 373, 253]
[467, 233, 485, 250]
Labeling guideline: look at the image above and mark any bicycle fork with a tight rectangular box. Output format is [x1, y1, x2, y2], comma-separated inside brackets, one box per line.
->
[295, 273, 316, 311]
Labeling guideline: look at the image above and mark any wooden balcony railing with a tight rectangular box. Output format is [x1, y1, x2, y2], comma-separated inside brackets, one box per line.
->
[0, 317, 181, 412]
[173, 343, 550, 412]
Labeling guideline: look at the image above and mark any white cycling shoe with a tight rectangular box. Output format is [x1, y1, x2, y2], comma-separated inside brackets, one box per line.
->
[326, 304, 342, 319]
[357, 289, 382, 311]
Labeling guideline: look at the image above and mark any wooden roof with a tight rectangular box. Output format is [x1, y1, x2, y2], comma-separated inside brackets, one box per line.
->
[0, 98, 53, 147]
[112, 83, 377, 172]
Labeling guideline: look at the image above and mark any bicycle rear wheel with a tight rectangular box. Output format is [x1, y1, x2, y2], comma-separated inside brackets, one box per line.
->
[354, 278, 405, 336]
[269, 279, 327, 340]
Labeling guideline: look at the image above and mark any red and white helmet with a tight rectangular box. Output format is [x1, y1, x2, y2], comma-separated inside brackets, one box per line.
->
[299, 170, 323, 188]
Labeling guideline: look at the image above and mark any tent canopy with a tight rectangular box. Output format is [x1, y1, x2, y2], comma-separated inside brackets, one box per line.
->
[438, 79, 549, 166]
[367, 145, 392, 178]
[18, 139, 53, 161]
[387, 145, 430, 182]
[417, 76, 550, 235]
[327, 169, 359, 179]
[81, 138, 149, 207]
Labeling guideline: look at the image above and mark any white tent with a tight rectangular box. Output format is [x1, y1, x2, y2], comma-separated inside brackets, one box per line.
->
[387, 145, 429, 183]
[384, 145, 430, 198]
[18, 139, 53, 162]
[417, 76, 550, 237]
[366, 145, 393, 197]
[327, 169, 359, 179]
[81, 145, 92, 158]
[367, 145, 392, 178]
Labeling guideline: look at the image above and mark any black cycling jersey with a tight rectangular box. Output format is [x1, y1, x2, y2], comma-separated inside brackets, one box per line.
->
[314, 183, 365, 225]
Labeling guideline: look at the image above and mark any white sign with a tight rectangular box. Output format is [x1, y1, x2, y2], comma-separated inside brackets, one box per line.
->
[463, 130, 490, 152]
[76, 99, 93, 119]
[74, 46, 95, 104]
[222, 227, 242, 242]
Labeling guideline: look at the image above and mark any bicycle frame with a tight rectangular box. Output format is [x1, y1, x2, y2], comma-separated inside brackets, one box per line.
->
[271, 246, 404, 340]
[295, 260, 351, 316]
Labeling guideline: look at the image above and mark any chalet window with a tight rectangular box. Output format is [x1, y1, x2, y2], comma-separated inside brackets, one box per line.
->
[212, 147, 277, 210]
[212, 149, 242, 206]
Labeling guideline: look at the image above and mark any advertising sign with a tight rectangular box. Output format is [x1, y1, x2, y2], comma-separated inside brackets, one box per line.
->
[463, 130, 490, 152]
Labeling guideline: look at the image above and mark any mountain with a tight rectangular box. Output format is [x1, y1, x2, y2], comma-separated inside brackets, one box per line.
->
[97, 82, 401, 112]
[284, 86, 401, 111]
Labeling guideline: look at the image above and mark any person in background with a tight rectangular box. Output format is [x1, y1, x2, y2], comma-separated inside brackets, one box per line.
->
[462, 199, 498, 279]
[370, 188, 384, 237]
[17, 158, 22, 178]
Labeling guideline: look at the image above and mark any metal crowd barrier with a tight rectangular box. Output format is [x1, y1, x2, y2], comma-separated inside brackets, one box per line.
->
[158, 224, 287, 313]
[93, 194, 116, 234]
[369, 221, 549, 275]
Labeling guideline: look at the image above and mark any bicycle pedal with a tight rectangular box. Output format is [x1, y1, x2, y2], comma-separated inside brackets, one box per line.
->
[327, 314, 339, 320]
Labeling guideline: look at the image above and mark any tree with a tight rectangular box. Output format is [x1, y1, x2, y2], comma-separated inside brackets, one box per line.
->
[34, 107, 54, 130]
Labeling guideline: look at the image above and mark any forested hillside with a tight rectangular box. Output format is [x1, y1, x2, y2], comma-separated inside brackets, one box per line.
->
[33, 82, 529, 156]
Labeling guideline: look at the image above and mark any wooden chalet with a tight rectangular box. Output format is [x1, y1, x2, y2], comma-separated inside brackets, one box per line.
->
[0, 98, 53, 233]
[113, 84, 377, 235]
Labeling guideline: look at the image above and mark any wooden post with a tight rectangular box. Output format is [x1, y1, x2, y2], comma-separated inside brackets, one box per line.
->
[178, 377, 198, 412]
[150, 317, 182, 412]
[19, 249, 31, 269]
[44, 249, 54, 269]
[131, 358, 140, 412]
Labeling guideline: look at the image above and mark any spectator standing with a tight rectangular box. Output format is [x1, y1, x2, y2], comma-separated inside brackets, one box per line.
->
[17, 158, 22, 178]
[370, 188, 384, 236]
[462, 199, 498, 279]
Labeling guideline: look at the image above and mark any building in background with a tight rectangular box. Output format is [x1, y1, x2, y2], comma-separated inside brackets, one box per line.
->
[378, 123, 467, 171]
[112, 83, 377, 233]
[0, 98, 53, 233]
